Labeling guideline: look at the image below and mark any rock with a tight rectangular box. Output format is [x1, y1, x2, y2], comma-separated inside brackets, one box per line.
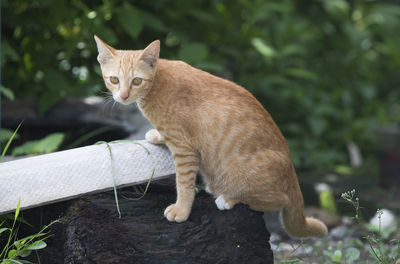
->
[369, 208, 396, 230]
[39, 183, 273, 264]
[329, 225, 348, 240]
[304, 207, 342, 228]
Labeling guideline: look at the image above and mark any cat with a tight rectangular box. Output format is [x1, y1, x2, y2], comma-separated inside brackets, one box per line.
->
[94, 35, 328, 238]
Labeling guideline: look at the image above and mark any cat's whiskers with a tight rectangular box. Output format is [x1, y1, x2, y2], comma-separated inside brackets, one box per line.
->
[101, 95, 115, 113]
[99, 90, 112, 96]
[111, 101, 117, 112]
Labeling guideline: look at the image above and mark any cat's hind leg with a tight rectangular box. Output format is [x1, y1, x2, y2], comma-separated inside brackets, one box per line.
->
[215, 195, 239, 210]
[145, 129, 165, 144]
[245, 191, 289, 212]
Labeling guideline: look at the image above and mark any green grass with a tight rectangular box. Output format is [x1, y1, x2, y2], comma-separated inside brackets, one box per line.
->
[96, 140, 157, 219]
[0, 123, 22, 163]
[0, 200, 60, 264]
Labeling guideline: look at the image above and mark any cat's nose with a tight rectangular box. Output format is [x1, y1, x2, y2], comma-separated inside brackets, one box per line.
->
[120, 92, 129, 100]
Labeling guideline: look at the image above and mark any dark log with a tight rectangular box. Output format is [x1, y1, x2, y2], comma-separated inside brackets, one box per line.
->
[36, 183, 273, 263]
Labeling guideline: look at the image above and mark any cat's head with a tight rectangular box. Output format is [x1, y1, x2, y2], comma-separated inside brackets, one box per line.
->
[94, 35, 160, 105]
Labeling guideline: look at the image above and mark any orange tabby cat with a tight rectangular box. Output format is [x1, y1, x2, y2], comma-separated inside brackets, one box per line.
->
[94, 35, 328, 238]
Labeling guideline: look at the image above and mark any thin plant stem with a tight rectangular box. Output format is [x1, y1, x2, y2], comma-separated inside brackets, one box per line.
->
[366, 236, 383, 263]
[123, 159, 157, 201]
[95, 139, 157, 218]
[0, 200, 20, 259]
[96, 141, 121, 219]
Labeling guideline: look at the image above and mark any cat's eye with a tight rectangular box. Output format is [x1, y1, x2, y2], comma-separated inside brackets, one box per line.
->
[109, 76, 119, 84]
[132, 77, 143, 86]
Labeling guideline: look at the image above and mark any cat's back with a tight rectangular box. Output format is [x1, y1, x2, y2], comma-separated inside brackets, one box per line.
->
[161, 59, 271, 116]
[160, 60, 288, 152]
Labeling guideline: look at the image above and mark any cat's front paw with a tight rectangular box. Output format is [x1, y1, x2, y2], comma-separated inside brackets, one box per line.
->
[164, 204, 190, 223]
[145, 129, 165, 144]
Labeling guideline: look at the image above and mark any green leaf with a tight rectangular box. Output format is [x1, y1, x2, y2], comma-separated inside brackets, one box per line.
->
[116, 3, 143, 39]
[178, 43, 208, 64]
[8, 249, 17, 259]
[0, 227, 10, 234]
[323, 250, 333, 258]
[251, 38, 276, 58]
[16, 232, 47, 242]
[345, 247, 360, 264]
[34, 133, 65, 154]
[12, 133, 65, 156]
[139, 9, 166, 32]
[1, 40, 20, 63]
[27, 241, 47, 250]
[23, 53, 33, 71]
[1, 86, 15, 101]
[18, 250, 31, 258]
[332, 249, 343, 262]
[285, 68, 317, 81]
[322, 0, 350, 17]
[15, 199, 21, 221]
[12, 141, 38, 156]
[89, 22, 118, 45]
[1, 122, 22, 162]
[334, 165, 353, 175]
[280, 44, 305, 57]
[14, 240, 23, 249]
[0, 128, 19, 143]
[319, 190, 338, 215]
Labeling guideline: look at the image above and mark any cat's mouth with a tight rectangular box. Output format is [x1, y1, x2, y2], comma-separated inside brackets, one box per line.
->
[113, 93, 134, 105]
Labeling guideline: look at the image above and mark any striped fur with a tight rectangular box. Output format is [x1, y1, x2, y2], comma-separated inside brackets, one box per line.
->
[95, 36, 328, 238]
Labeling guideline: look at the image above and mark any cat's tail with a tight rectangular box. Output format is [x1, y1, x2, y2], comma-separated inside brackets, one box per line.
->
[280, 167, 328, 238]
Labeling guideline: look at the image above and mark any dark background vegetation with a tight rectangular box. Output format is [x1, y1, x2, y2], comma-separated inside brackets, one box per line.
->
[2, 0, 400, 173]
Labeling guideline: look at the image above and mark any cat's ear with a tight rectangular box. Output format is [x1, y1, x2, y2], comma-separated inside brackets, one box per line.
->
[94, 35, 116, 64]
[138, 40, 160, 68]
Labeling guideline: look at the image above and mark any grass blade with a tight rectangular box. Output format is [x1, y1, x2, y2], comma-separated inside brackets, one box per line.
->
[96, 141, 121, 219]
[95, 140, 158, 217]
[0, 122, 22, 163]
[67, 126, 116, 149]
[123, 159, 157, 201]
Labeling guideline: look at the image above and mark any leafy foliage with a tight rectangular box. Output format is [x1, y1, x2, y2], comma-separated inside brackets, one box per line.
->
[11, 133, 65, 156]
[0, 200, 58, 264]
[2, 0, 400, 170]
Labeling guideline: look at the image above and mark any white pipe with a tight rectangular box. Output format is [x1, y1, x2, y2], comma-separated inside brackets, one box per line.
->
[0, 141, 175, 214]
